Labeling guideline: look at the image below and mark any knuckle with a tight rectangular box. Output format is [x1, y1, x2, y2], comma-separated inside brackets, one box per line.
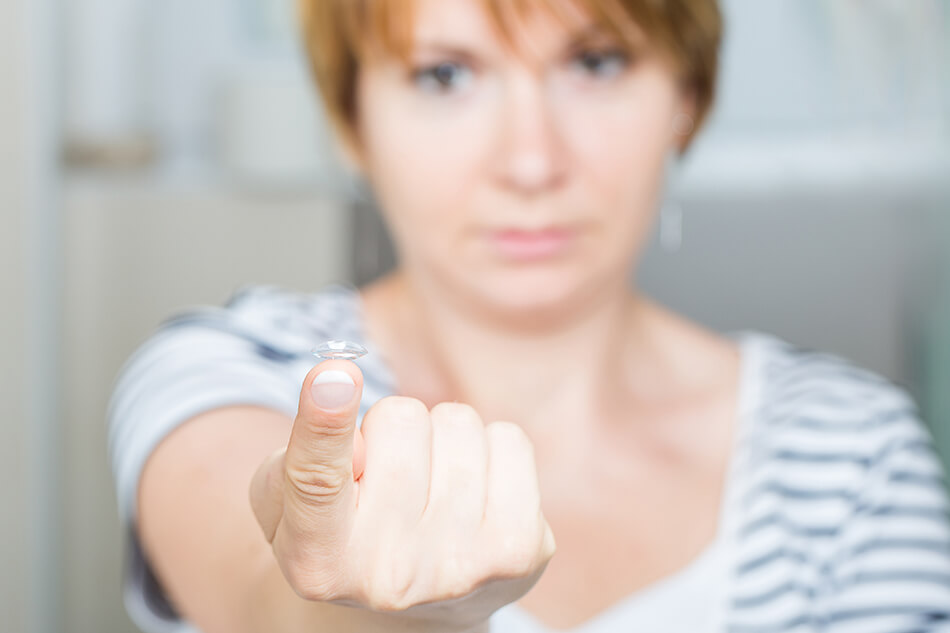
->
[483, 525, 538, 578]
[486, 421, 533, 453]
[435, 550, 479, 599]
[365, 592, 408, 613]
[365, 585, 412, 613]
[486, 419, 523, 438]
[541, 521, 557, 559]
[294, 581, 332, 602]
[311, 410, 353, 431]
[284, 563, 341, 602]
[493, 542, 536, 578]
[301, 414, 352, 439]
[368, 395, 430, 426]
[365, 559, 416, 612]
[430, 401, 483, 427]
[285, 462, 347, 500]
[437, 576, 478, 603]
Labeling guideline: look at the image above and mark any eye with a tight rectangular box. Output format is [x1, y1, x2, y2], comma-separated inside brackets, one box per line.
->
[410, 61, 474, 94]
[570, 48, 630, 79]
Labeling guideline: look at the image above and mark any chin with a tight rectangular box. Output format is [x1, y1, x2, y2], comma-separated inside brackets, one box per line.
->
[462, 264, 604, 324]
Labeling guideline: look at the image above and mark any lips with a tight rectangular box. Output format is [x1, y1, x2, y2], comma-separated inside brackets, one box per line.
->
[487, 227, 575, 260]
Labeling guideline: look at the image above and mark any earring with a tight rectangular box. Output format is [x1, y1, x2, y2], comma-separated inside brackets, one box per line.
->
[660, 148, 684, 253]
[672, 112, 694, 138]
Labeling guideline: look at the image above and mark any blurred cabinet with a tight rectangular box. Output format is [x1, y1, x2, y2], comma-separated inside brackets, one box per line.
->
[1, 1, 33, 630]
[60, 176, 351, 632]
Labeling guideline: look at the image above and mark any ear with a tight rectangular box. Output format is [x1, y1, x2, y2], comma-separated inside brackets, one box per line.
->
[672, 86, 699, 155]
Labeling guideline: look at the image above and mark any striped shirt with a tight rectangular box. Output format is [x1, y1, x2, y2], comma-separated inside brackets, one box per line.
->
[107, 282, 950, 632]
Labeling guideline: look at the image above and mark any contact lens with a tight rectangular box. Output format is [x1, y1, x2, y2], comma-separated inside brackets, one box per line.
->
[312, 339, 368, 360]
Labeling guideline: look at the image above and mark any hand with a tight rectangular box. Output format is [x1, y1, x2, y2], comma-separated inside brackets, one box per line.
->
[249, 359, 556, 632]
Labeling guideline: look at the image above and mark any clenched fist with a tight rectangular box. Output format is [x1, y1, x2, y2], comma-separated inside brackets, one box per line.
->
[249, 359, 556, 631]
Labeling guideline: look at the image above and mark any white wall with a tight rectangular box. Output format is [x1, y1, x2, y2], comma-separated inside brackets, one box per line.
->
[1, 0, 61, 631]
[0, 0, 31, 626]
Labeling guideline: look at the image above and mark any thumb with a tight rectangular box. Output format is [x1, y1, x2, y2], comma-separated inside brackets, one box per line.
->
[284, 359, 363, 519]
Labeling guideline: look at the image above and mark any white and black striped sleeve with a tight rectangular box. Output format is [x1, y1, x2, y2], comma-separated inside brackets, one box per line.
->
[817, 397, 950, 633]
[107, 297, 303, 528]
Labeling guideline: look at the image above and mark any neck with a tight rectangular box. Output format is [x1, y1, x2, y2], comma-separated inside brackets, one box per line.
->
[364, 271, 659, 436]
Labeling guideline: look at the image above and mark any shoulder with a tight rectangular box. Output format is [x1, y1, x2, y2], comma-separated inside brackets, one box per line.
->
[109, 282, 366, 409]
[156, 282, 364, 359]
[746, 331, 927, 449]
[729, 333, 950, 633]
[735, 330, 945, 533]
[106, 282, 367, 521]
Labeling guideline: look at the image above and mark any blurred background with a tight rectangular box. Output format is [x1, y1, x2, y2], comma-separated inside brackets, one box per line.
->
[2, 0, 949, 631]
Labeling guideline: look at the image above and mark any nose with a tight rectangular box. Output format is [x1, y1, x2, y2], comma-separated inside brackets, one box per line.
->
[493, 72, 568, 195]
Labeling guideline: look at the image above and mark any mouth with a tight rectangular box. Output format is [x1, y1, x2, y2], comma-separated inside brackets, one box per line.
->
[485, 226, 576, 261]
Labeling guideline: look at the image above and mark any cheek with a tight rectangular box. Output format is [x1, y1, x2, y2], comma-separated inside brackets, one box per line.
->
[559, 70, 677, 215]
[359, 82, 493, 248]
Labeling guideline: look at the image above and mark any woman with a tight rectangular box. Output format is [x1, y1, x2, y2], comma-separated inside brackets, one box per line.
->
[108, 0, 950, 631]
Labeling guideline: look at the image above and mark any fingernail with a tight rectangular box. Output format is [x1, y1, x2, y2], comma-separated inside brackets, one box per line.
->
[311, 370, 356, 409]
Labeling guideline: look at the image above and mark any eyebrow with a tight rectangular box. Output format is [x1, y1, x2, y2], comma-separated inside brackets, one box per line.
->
[412, 22, 622, 60]
[410, 41, 481, 62]
[569, 22, 618, 44]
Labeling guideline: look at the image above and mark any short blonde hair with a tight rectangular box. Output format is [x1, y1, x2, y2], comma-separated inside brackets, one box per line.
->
[299, 0, 722, 155]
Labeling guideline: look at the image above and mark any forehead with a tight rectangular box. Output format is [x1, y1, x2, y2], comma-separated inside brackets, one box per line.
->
[357, 0, 647, 61]
[413, 0, 588, 36]
[415, 0, 592, 58]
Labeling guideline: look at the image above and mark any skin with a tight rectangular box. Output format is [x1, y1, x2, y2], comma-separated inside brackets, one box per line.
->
[348, 0, 743, 628]
[138, 0, 741, 631]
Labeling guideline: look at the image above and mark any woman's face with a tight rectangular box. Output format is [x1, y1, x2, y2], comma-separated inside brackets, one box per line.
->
[354, 0, 692, 316]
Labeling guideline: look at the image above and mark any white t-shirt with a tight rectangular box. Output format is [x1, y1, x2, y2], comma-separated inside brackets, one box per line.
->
[107, 283, 950, 633]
